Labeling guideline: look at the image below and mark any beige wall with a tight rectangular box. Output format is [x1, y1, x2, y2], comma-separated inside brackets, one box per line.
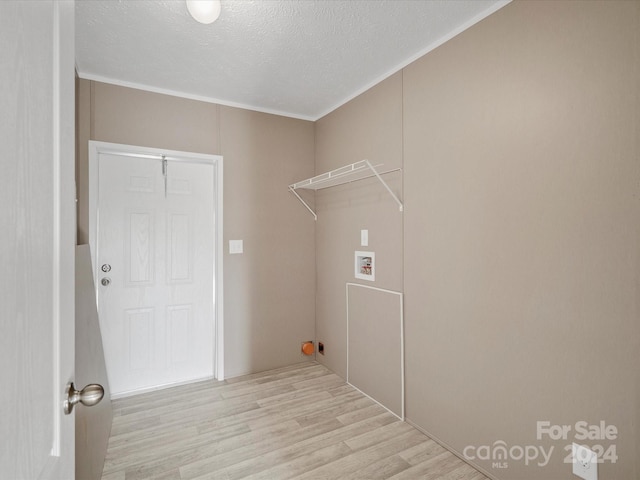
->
[316, 1, 639, 479]
[314, 72, 404, 378]
[76, 80, 316, 378]
[218, 105, 316, 377]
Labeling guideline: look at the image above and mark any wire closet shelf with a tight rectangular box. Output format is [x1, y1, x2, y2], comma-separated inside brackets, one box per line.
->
[288, 159, 403, 220]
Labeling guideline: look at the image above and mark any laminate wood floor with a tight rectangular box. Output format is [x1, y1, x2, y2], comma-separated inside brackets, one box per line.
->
[101, 362, 488, 480]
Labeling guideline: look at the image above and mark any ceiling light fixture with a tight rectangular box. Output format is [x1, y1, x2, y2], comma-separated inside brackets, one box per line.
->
[186, 0, 221, 24]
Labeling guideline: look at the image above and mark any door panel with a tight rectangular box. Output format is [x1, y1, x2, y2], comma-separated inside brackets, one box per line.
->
[168, 213, 192, 282]
[0, 1, 75, 477]
[75, 246, 112, 480]
[126, 308, 154, 370]
[126, 210, 154, 285]
[97, 153, 215, 396]
[168, 305, 192, 363]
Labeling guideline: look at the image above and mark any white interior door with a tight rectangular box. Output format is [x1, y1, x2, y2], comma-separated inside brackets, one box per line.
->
[96, 152, 216, 396]
[0, 1, 75, 478]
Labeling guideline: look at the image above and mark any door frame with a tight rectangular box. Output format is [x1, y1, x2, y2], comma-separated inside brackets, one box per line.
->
[88, 140, 225, 381]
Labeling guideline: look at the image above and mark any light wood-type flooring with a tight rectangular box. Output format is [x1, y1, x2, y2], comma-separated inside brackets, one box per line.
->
[101, 362, 489, 480]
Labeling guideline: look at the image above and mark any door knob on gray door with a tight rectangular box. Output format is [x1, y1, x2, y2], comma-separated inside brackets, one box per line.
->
[64, 382, 104, 414]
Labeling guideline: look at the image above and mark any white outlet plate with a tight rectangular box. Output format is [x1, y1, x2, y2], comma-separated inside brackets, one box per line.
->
[229, 239, 243, 254]
[361, 229, 368, 247]
[572, 443, 597, 480]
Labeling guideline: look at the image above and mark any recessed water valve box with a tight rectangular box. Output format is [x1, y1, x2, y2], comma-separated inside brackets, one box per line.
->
[355, 251, 375, 281]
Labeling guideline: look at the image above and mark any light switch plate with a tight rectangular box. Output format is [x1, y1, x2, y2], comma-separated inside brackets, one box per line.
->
[229, 240, 243, 254]
[572, 443, 597, 480]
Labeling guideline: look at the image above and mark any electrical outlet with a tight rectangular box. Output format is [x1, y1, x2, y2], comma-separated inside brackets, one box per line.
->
[572, 443, 597, 480]
[361, 229, 368, 247]
[229, 240, 243, 254]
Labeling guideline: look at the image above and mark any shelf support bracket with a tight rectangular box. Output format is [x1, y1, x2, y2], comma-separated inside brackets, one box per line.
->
[364, 160, 403, 212]
[289, 186, 317, 221]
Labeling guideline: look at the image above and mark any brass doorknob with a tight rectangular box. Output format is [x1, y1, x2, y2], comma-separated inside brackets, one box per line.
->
[64, 382, 104, 415]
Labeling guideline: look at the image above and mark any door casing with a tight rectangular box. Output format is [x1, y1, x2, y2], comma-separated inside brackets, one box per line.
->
[88, 141, 225, 381]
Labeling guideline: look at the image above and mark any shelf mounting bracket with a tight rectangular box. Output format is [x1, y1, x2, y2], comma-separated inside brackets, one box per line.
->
[288, 185, 317, 221]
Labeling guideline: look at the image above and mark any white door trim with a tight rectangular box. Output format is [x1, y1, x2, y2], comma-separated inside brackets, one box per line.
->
[88, 141, 224, 381]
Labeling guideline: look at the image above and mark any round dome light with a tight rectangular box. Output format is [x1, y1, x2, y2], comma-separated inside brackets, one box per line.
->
[186, 0, 221, 25]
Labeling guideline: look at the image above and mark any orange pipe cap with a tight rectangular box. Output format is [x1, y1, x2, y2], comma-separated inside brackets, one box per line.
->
[302, 341, 314, 355]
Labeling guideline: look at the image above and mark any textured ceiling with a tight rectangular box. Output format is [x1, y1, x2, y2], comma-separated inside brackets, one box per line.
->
[75, 0, 508, 121]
